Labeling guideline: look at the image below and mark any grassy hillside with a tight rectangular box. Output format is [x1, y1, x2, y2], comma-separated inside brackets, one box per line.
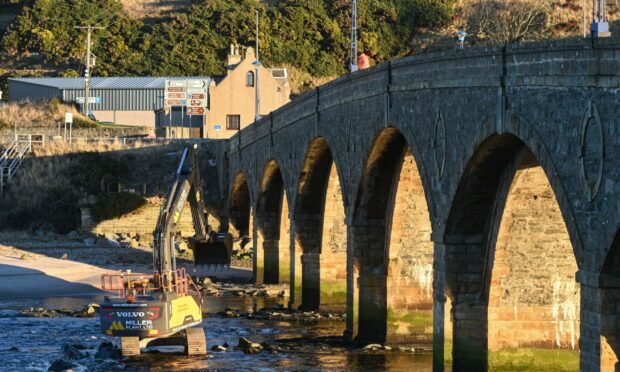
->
[1, 0, 619, 96]
[0, 142, 190, 232]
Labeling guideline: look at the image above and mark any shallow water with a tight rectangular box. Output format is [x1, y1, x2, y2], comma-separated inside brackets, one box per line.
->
[0, 296, 433, 371]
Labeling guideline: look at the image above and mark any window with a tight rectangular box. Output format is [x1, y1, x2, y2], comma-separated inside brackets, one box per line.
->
[246, 71, 254, 87]
[227, 115, 241, 130]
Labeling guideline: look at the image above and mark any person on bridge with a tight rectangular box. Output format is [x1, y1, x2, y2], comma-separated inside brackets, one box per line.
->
[357, 53, 370, 70]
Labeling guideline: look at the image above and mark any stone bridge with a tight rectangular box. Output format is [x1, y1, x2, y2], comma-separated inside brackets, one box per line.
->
[213, 38, 620, 371]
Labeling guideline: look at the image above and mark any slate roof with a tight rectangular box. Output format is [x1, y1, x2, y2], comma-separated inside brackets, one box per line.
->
[8, 76, 212, 90]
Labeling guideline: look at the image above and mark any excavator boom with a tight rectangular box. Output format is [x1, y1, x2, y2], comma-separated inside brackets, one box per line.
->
[153, 143, 232, 273]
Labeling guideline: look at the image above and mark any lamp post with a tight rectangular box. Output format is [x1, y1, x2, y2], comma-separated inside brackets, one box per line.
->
[254, 10, 261, 122]
[591, 0, 611, 37]
[349, 0, 358, 73]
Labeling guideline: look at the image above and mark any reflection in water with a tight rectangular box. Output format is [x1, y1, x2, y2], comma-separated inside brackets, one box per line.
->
[0, 296, 433, 371]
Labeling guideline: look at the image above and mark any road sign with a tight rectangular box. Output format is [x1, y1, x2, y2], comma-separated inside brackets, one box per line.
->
[76, 97, 101, 104]
[214, 124, 221, 131]
[165, 80, 209, 113]
[166, 92, 186, 99]
[187, 80, 206, 88]
[187, 107, 205, 115]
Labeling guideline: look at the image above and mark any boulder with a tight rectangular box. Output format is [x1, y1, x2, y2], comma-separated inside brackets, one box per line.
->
[237, 337, 263, 354]
[60, 343, 86, 360]
[362, 343, 382, 350]
[94, 341, 122, 360]
[103, 232, 118, 241]
[210, 344, 226, 352]
[83, 238, 96, 246]
[96, 239, 121, 248]
[48, 359, 77, 372]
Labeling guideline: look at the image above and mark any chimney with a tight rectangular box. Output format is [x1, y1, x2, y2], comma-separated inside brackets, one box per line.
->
[227, 44, 242, 68]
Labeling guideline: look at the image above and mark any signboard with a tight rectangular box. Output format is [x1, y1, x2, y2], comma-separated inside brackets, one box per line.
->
[76, 97, 101, 104]
[214, 124, 221, 131]
[164, 79, 209, 116]
[187, 107, 205, 115]
[64, 112, 73, 124]
[165, 100, 186, 106]
[164, 80, 187, 110]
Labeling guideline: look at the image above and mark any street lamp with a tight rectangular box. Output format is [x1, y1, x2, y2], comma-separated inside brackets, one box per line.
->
[254, 10, 261, 122]
[349, 0, 358, 73]
[591, 0, 611, 37]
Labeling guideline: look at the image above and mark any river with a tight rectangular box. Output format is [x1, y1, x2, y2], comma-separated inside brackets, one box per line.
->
[0, 295, 433, 371]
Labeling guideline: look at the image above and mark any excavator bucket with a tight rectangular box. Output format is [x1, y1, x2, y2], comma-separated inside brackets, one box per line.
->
[190, 232, 233, 267]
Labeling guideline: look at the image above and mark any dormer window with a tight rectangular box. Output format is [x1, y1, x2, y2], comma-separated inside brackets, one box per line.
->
[246, 71, 255, 87]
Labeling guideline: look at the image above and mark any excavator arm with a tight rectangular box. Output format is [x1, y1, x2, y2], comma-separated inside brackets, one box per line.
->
[153, 144, 232, 276]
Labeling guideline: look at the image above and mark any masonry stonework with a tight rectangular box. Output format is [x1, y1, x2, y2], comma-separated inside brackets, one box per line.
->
[386, 149, 434, 345]
[318, 164, 347, 311]
[488, 162, 579, 351]
[220, 38, 620, 371]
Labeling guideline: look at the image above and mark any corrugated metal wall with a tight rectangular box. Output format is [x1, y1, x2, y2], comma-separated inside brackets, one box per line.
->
[8, 81, 62, 101]
[62, 88, 164, 111]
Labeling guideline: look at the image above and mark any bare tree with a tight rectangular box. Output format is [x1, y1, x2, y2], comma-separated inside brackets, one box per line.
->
[460, 0, 550, 44]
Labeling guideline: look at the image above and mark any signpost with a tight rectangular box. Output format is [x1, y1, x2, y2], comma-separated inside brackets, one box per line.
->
[164, 79, 209, 139]
[64, 112, 73, 143]
[214, 124, 221, 139]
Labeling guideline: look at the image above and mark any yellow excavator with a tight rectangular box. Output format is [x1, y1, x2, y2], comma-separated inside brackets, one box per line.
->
[99, 143, 232, 356]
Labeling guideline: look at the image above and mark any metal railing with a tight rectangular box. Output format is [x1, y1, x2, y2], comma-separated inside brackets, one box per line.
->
[100, 268, 201, 301]
[0, 134, 44, 197]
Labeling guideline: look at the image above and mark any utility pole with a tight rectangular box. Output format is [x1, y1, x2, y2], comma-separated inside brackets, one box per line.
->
[253, 10, 261, 122]
[349, 0, 358, 73]
[583, 0, 587, 37]
[75, 25, 105, 116]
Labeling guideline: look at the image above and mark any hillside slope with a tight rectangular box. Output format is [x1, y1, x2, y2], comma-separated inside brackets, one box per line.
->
[1, 0, 619, 96]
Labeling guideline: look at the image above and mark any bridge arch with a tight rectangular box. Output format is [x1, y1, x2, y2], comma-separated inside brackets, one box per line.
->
[229, 171, 252, 239]
[598, 229, 620, 370]
[293, 137, 347, 311]
[444, 132, 580, 370]
[351, 127, 434, 345]
[255, 159, 291, 284]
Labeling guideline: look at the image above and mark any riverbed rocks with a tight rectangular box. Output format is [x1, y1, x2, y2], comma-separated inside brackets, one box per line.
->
[94, 341, 122, 360]
[249, 308, 346, 324]
[196, 278, 286, 298]
[20, 307, 61, 318]
[19, 304, 99, 318]
[60, 343, 87, 361]
[237, 337, 263, 354]
[211, 344, 227, 352]
[48, 359, 77, 372]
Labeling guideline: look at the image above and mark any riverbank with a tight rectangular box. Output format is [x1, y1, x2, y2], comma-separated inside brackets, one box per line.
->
[0, 233, 253, 299]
